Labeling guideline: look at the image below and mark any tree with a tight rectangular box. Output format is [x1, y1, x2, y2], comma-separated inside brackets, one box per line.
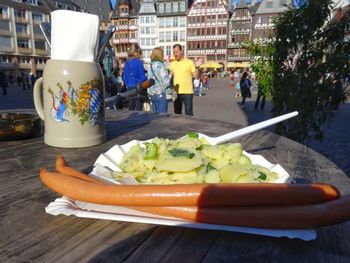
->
[272, 0, 349, 142]
[245, 41, 275, 99]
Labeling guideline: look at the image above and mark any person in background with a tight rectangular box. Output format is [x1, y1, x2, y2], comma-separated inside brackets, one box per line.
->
[123, 44, 147, 111]
[254, 82, 266, 110]
[0, 70, 8, 95]
[170, 44, 203, 116]
[110, 67, 126, 109]
[229, 70, 235, 89]
[240, 72, 252, 109]
[147, 47, 170, 113]
[234, 69, 241, 97]
[203, 73, 210, 90]
[30, 74, 36, 90]
[193, 76, 202, 96]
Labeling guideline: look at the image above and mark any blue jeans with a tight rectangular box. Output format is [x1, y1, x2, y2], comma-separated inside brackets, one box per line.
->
[174, 94, 193, 116]
[151, 92, 168, 113]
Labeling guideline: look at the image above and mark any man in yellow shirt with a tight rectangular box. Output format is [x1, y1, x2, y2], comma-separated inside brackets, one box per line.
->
[170, 44, 203, 116]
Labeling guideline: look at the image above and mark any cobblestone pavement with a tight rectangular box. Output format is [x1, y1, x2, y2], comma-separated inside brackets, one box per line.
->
[1, 78, 349, 177]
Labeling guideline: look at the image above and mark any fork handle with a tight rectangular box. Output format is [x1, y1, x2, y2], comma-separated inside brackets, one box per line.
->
[213, 111, 299, 144]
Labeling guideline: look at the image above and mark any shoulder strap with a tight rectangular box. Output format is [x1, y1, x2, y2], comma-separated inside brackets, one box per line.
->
[150, 64, 160, 83]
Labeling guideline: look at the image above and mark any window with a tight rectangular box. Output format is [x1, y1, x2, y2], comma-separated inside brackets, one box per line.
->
[265, 1, 273, 8]
[27, 0, 38, 5]
[179, 31, 185, 41]
[165, 17, 171, 28]
[0, 55, 11, 63]
[179, 17, 186, 27]
[141, 17, 145, 23]
[159, 18, 164, 28]
[35, 40, 46, 50]
[173, 2, 179, 12]
[17, 39, 30, 48]
[166, 31, 171, 41]
[20, 57, 31, 64]
[145, 17, 149, 23]
[280, 0, 287, 7]
[173, 31, 178, 41]
[180, 2, 185, 12]
[32, 13, 43, 23]
[14, 9, 26, 19]
[166, 46, 171, 56]
[16, 24, 27, 33]
[173, 17, 178, 27]
[0, 21, 10, 31]
[159, 32, 164, 42]
[0, 36, 12, 48]
[0, 6, 9, 18]
[159, 3, 164, 13]
[151, 39, 155, 46]
[166, 3, 171, 13]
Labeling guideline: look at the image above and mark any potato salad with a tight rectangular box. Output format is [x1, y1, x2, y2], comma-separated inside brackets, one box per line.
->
[113, 133, 278, 184]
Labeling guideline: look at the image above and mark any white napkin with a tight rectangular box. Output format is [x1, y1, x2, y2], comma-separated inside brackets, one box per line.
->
[51, 10, 99, 62]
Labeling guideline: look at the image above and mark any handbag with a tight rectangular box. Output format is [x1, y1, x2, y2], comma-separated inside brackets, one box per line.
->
[150, 63, 177, 102]
[166, 77, 178, 102]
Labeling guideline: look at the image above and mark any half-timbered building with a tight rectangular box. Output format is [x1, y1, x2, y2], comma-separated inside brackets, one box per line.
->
[227, 0, 260, 68]
[186, 0, 230, 65]
[110, 0, 139, 64]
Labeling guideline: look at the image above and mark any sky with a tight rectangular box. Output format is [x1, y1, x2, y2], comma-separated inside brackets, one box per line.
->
[110, 0, 117, 10]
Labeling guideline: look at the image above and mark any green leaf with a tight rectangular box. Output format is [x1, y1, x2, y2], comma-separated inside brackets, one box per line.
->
[143, 143, 158, 160]
[206, 163, 216, 173]
[257, 172, 267, 181]
[186, 132, 199, 139]
[168, 148, 195, 159]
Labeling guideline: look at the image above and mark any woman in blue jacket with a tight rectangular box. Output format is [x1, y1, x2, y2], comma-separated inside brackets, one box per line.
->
[123, 44, 147, 111]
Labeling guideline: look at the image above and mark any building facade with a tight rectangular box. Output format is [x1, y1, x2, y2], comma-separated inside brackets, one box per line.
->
[0, 0, 111, 78]
[227, 0, 260, 66]
[111, 0, 139, 64]
[70, 0, 113, 31]
[186, 0, 230, 65]
[138, 0, 157, 64]
[0, 0, 51, 78]
[156, 0, 188, 61]
[253, 0, 292, 43]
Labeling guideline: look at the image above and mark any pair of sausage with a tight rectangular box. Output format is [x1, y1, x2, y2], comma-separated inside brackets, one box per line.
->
[40, 156, 350, 229]
[49, 156, 340, 207]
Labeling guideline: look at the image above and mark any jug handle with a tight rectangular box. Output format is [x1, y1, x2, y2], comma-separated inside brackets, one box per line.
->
[33, 77, 45, 120]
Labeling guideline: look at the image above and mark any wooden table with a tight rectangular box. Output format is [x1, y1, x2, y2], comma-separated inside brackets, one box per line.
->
[1, 110, 350, 262]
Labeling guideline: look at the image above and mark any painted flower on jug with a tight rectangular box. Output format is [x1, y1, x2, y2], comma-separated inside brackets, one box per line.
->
[48, 79, 103, 126]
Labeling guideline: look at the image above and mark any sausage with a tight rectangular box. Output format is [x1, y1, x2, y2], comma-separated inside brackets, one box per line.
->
[40, 168, 340, 207]
[130, 196, 350, 229]
[55, 156, 103, 184]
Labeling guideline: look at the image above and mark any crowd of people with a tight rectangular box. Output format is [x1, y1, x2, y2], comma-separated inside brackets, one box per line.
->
[104, 43, 208, 116]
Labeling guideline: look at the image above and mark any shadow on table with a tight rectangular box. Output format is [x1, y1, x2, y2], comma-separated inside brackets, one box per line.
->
[87, 226, 156, 263]
[105, 111, 172, 141]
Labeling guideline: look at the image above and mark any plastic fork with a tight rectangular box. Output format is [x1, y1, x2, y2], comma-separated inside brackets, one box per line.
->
[197, 111, 299, 145]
